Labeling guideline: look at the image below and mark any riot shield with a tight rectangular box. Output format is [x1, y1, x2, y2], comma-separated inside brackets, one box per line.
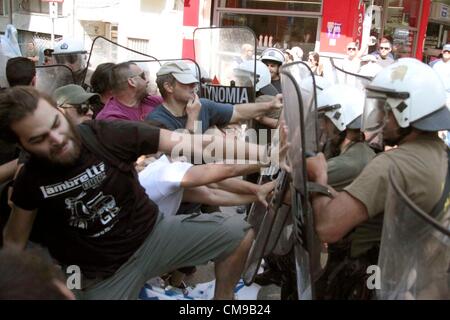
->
[281, 61, 323, 300]
[242, 62, 323, 299]
[329, 57, 373, 89]
[129, 59, 200, 98]
[35, 64, 75, 96]
[193, 27, 257, 104]
[83, 36, 158, 88]
[378, 168, 450, 300]
[0, 25, 22, 88]
[243, 167, 292, 286]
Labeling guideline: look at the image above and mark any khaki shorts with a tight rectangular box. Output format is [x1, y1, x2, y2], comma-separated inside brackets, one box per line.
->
[74, 212, 251, 300]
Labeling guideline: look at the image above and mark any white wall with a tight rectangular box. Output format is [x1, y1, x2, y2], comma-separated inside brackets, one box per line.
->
[74, 0, 184, 59]
[116, 0, 183, 59]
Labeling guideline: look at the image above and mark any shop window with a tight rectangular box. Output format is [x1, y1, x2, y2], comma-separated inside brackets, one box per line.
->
[383, 0, 422, 58]
[219, 13, 318, 54]
[127, 37, 150, 54]
[385, 0, 421, 29]
[218, 0, 322, 12]
[18, 0, 63, 15]
[0, 0, 6, 16]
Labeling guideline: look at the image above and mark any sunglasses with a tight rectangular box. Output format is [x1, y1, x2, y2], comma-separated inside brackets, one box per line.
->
[347, 47, 357, 51]
[59, 103, 93, 116]
[379, 46, 391, 51]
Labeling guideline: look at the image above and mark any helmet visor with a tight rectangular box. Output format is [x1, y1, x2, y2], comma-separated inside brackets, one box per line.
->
[53, 53, 87, 72]
[362, 92, 388, 133]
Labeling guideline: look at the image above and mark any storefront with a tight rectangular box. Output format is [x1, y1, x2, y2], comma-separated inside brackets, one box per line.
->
[182, 0, 432, 60]
[212, 0, 322, 55]
[423, 1, 450, 63]
[319, 0, 431, 60]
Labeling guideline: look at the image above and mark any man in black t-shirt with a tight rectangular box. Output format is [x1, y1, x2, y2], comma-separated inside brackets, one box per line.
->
[0, 86, 274, 299]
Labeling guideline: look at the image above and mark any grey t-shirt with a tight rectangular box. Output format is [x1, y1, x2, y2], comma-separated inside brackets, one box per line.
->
[146, 98, 234, 133]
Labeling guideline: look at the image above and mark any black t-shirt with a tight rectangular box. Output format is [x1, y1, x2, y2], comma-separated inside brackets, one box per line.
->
[12, 120, 160, 278]
[271, 79, 282, 93]
[0, 140, 20, 165]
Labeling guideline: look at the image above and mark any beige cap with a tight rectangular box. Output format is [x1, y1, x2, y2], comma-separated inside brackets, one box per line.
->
[157, 61, 199, 84]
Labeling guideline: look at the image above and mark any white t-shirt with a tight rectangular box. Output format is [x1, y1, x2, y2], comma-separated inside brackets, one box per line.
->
[138, 155, 193, 216]
[432, 60, 450, 92]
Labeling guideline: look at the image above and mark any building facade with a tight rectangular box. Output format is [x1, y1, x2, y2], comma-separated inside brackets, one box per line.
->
[183, 0, 450, 62]
[0, 0, 186, 60]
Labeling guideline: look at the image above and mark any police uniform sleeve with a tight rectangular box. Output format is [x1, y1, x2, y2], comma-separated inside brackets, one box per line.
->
[343, 153, 392, 218]
[328, 143, 376, 190]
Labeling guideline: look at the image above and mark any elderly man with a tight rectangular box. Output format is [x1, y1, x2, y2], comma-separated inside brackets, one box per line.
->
[96, 62, 163, 121]
[147, 61, 282, 133]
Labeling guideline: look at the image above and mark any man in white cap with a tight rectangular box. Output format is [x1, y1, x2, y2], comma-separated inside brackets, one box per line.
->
[147, 61, 282, 133]
[432, 44, 450, 94]
[286, 46, 304, 62]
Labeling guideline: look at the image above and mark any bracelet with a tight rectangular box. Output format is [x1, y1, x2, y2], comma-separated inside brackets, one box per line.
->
[307, 182, 333, 198]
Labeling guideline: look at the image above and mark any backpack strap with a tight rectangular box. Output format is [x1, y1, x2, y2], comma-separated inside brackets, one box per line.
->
[77, 123, 134, 173]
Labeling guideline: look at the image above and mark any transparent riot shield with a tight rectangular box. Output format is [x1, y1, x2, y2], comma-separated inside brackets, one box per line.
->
[378, 168, 450, 300]
[329, 57, 373, 89]
[129, 59, 200, 99]
[242, 62, 323, 299]
[83, 36, 158, 89]
[243, 167, 292, 286]
[193, 27, 257, 104]
[35, 64, 75, 96]
[281, 61, 323, 300]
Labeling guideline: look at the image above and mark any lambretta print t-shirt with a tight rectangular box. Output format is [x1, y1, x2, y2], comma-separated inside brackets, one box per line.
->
[12, 120, 161, 278]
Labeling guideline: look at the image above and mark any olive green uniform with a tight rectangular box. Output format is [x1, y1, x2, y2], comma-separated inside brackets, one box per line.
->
[345, 134, 448, 257]
[327, 141, 376, 191]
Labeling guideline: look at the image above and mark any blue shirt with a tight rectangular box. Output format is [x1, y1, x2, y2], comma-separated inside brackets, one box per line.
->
[146, 98, 234, 133]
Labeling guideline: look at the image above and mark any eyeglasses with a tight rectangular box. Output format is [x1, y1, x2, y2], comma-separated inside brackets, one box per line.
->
[74, 104, 94, 115]
[443, 50, 450, 54]
[347, 48, 357, 51]
[129, 72, 146, 81]
[379, 47, 391, 51]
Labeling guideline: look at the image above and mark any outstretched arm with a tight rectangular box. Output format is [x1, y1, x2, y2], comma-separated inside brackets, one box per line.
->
[180, 164, 261, 188]
[208, 177, 260, 195]
[3, 206, 37, 251]
[0, 159, 18, 184]
[183, 181, 275, 207]
[230, 94, 282, 123]
[307, 153, 368, 243]
[158, 129, 272, 166]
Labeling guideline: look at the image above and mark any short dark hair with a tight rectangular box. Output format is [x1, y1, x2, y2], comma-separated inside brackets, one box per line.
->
[110, 61, 137, 93]
[0, 86, 56, 143]
[156, 73, 176, 99]
[379, 38, 392, 48]
[6, 57, 36, 87]
[90, 62, 115, 94]
[0, 248, 70, 300]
